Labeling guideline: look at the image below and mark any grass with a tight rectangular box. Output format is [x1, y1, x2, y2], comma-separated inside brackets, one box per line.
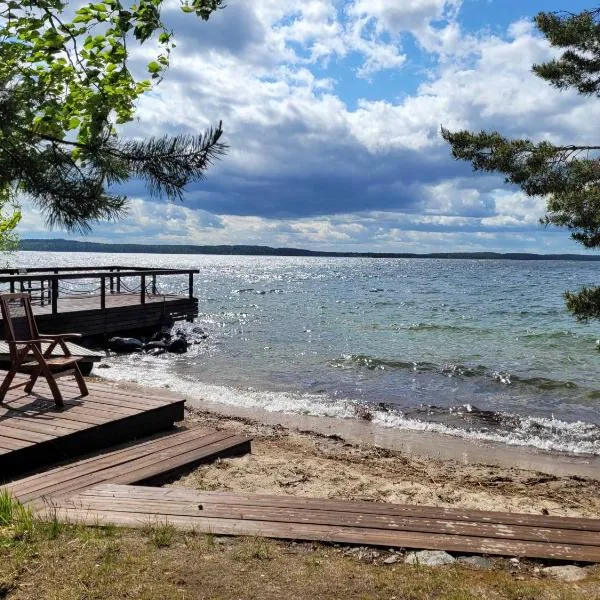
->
[0, 495, 597, 599]
[142, 520, 176, 548]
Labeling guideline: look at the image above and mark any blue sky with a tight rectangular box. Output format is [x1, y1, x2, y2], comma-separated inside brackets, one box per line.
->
[20, 0, 600, 253]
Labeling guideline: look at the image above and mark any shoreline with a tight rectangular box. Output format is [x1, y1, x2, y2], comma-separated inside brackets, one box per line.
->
[101, 377, 600, 480]
[183, 395, 600, 480]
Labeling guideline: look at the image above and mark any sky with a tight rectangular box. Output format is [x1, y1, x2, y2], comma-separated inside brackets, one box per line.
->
[20, 0, 600, 253]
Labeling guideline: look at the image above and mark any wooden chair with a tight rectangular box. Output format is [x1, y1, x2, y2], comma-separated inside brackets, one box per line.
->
[0, 293, 89, 407]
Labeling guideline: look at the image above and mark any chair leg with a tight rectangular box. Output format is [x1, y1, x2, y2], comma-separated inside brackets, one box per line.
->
[73, 363, 89, 397]
[0, 368, 17, 402]
[24, 371, 39, 394]
[40, 367, 64, 407]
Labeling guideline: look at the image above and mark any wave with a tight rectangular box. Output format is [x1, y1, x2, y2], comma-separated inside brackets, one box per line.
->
[98, 361, 600, 455]
[232, 288, 285, 295]
[330, 354, 583, 393]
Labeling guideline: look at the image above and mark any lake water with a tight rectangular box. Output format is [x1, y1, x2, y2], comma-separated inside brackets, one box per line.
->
[18, 251, 600, 455]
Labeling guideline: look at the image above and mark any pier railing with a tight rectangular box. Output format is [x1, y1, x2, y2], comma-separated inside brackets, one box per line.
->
[0, 267, 199, 315]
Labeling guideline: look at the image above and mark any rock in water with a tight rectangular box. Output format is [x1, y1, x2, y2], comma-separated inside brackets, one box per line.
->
[147, 347, 166, 356]
[541, 566, 588, 582]
[145, 340, 167, 351]
[191, 326, 209, 339]
[404, 551, 456, 566]
[108, 337, 144, 353]
[167, 335, 188, 354]
[150, 329, 171, 343]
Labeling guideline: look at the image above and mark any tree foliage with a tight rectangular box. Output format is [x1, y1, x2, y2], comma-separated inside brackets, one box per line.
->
[443, 7, 600, 322]
[0, 0, 227, 233]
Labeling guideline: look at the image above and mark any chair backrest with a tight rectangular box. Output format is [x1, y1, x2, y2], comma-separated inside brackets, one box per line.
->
[0, 293, 40, 361]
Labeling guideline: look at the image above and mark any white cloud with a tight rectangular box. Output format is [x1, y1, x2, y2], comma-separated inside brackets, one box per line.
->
[20, 1, 598, 254]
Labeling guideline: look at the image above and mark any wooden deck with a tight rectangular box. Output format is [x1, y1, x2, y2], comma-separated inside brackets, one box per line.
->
[0, 374, 185, 480]
[0, 267, 200, 336]
[29, 293, 198, 336]
[0, 340, 102, 363]
[7, 426, 252, 509]
[53, 484, 600, 563]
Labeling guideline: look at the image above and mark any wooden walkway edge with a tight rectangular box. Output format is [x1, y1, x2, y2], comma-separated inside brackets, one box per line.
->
[6, 427, 252, 508]
[51, 484, 600, 562]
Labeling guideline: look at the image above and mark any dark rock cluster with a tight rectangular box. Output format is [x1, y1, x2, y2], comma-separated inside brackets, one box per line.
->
[108, 326, 208, 356]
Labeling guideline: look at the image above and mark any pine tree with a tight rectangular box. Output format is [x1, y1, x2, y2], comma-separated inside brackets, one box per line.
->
[442, 8, 600, 321]
[0, 0, 227, 234]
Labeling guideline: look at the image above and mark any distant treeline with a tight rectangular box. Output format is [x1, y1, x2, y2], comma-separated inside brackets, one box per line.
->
[18, 238, 600, 261]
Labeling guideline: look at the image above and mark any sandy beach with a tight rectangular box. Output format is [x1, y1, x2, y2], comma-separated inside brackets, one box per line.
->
[102, 379, 600, 518]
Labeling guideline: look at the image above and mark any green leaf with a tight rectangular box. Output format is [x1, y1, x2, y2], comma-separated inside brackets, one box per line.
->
[147, 61, 161, 74]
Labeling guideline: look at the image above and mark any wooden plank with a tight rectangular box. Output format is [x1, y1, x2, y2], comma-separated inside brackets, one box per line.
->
[82, 485, 600, 534]
[9, 430, 231, 498]
[0, 424, 56, 443]
[19, 434, 250, 506]
[7, 428, 251, 505]
[59, 381, 176, 408]
[6, 415, 88, 433]
[51, 487, 600, 562]
[0, 435, 32, 450]
[4, 427, 214, 489]
[63, 495, 600, 548]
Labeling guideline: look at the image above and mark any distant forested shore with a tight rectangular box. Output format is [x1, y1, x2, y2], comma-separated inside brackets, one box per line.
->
[18, 239, 600, 261]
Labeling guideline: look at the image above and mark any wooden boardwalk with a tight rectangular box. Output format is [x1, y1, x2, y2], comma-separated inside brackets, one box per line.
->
[53, 484, 600, 562]
[7, 427, 252, 509]
[0, 375, 185, 479]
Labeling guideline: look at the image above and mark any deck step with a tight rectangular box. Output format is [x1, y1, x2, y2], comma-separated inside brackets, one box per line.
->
[6, 427, 252, 508]
[52, 483, 600, 563]
[0, 375, 185, 479]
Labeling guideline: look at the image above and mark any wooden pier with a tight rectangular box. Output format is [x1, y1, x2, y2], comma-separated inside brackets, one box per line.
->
[0, 266, 199, 336]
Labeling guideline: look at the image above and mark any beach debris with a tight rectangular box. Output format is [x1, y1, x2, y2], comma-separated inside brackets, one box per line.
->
[541, 565, 588, 582]
[405, 550, 456, 566]
[354, 405, 374, 421]
[108, 337, 144, 353]
[457, 556, 494, 570]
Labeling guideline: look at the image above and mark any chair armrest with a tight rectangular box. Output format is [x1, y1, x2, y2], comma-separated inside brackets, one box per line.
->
[38, 333, 82, 340]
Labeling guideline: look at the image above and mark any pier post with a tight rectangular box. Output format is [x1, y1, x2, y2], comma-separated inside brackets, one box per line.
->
[51, 279, 58, 315]
[141, 274, 146, 305]
[101, 277, 106, 310]
[152, 274, 157, 296]
[189, 272, 194, 299]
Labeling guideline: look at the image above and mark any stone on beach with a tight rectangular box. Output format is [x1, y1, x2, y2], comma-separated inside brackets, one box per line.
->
[541, 565, 588, 582]
[404, 550, 456, 566]
[457, 556, 494, 569]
